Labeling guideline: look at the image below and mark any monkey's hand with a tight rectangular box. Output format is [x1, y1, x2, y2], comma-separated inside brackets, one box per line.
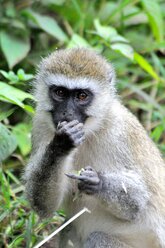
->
[66, 166, 102, 195]
[57, 120, 85, 147]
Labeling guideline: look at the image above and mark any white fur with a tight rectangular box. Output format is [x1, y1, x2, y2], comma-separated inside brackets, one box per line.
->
[44, 74, 101, 93]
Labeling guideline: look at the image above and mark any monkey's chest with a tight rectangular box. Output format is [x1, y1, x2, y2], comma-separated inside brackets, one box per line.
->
[73, 144, 113, 172]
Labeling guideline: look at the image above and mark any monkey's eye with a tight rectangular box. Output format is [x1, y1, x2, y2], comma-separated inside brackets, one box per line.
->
[51, 87, 68, 99]
[55, 89, 65, 97]
[76, 91, 88, 101]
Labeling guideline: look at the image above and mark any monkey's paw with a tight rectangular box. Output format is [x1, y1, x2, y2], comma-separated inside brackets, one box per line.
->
[57, 120, 85, 146]
[66, 166, 102, 195]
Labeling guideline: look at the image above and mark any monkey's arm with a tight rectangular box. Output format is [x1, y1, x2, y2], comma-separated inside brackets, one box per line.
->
[67, 167, 149, 221]
[98, 170, 149, 221]
[24, 120, 84, 218]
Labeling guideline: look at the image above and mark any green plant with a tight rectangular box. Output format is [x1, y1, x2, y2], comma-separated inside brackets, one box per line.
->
[0, 0, 164, 247]
[0, 69, 34, 162]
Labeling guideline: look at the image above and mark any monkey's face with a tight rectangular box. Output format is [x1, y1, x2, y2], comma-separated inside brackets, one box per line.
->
[35, 73, 115, 135]
[49, 85, 94, 127]
[35, 48, 116, 135]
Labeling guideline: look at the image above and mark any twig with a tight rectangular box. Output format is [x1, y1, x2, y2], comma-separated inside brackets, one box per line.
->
[33, 207, 91, 248]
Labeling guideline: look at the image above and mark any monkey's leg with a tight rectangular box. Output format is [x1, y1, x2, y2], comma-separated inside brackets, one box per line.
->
[84, 232, 132, 248]
[59, 224, 82, 248]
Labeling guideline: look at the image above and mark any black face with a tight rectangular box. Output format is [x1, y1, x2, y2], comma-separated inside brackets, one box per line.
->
[49, 86, 94, 127]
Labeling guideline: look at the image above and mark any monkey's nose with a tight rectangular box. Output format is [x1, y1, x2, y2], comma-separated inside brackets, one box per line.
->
[62, 112, 74, 122]
[62, 111, 72, 117]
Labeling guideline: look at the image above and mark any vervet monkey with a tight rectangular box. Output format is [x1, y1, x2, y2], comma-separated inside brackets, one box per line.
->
[24, 48, 165, 248]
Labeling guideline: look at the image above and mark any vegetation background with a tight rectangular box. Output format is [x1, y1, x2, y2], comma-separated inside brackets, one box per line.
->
[0, 0, 165, 247]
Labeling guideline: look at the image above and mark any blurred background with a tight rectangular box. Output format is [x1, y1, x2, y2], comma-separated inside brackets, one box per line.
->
[0, 0, 165, 247]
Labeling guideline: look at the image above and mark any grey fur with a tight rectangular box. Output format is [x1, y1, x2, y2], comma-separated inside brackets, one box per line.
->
[98, 171, 149, 221]
[24, 48, 165, 248]
[84, 232, 132, 248]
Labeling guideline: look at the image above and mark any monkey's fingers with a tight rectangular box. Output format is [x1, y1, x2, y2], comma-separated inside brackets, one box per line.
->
[65, 173, 80, 179]
[65, 173, 91, 181]
[66, 173, 100, 184]
[69, 123, 84, 133]
[59, 120, 79, 130]
[57, 121, 67, 129]
[79, 176, 100, 185]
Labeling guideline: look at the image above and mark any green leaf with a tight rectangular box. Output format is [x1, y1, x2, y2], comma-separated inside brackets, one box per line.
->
[110, 35, 129, 43]
[17, 69, 34, 81]
[12, 123, 31, 156]
[107, 0, 132, 20]
[134, 52, 159, 80]
[151, 53, 165, 77]
[8, 235, 24, 248]
[151, 125, 164, 143]
[41, 0, 66, 5]
[123, 81, 164, 114]
[94, 19, 118, 40]
[5, 170, 21, 185]
[67, 34, 91, 48]
[111, 43, 134, 60]
[0, 31, 30, 69]
[17, 69, 26, 81]
[94, 19, 129, 43]
[0, 82, 34, 111]
[10, 20, 26, 30]
[0, 107, 15, 121]
[0, 123, 17, 162]
[0, 169, 11, 208]
[0, 70, 10, 80]
[23, 104, 35, 114]
[0, 69, 33, 83]
[0, 94, 24, 107]
[141, 0, 164, 42]
[0, 209, 10, 222]
[0, 70, 19, 83]
[25, 212, 36, 248]
[8, 71, 19, 83]
[24, 10, 68, 42]
[99, 2, 116, 21]
[0, 81, 33, 101]
[94, 19, 133, 60]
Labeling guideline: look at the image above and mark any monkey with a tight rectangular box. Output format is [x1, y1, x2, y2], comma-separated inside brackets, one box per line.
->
[24, 48, 165, 248]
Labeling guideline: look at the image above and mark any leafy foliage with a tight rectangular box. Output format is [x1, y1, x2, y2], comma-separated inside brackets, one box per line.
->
[0, 123, 17, 162]
[0, 0, 165, 247]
